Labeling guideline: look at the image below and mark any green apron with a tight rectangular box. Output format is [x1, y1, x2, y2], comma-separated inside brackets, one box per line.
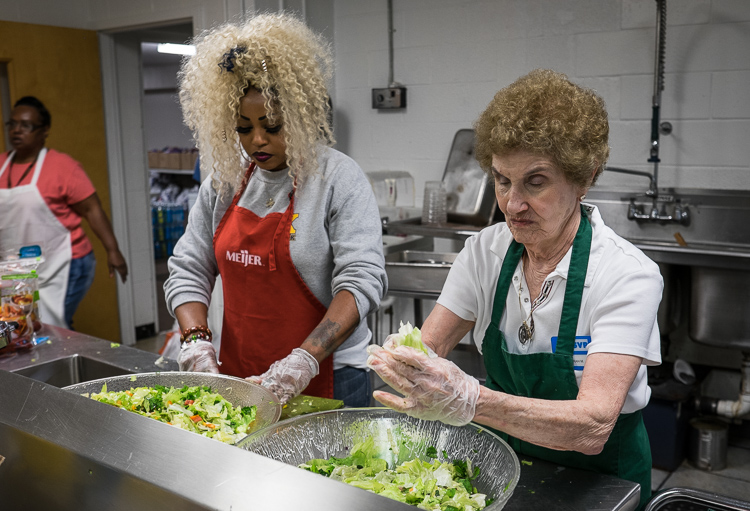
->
[482, 207, 652, 510]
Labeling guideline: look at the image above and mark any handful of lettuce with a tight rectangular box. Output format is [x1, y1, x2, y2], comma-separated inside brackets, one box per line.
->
[391, 322, 431, 356]
[300, 436, 491, 511]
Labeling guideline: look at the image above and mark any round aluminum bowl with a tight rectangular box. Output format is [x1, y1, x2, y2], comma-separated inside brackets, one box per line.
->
[63, 371, 282, 438]
[238, 408, 520, 509]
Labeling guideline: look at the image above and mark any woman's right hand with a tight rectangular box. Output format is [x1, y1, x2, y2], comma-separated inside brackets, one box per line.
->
[367, 343, 480, 426]
[178, 340, 220, 373]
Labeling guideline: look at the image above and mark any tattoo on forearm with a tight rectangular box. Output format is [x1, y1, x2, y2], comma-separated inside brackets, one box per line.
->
[308, 319, 341, 355]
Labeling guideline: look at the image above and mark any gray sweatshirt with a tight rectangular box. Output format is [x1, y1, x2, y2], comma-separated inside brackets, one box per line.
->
[165, 146, 387, 369]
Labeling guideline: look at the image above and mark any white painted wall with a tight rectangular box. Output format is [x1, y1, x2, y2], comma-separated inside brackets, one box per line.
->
[5, 1, 748, 195]
[143, 91, 195, 151]
[332, 0, 750, 198]
[142, 64, 194, 151]
[0, 0, 92, 29]
[0, 0, 246, 32]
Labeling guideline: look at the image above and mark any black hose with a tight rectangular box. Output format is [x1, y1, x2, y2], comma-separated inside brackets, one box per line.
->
[655, 0, 667, 99]
[649, 0, 668, 171]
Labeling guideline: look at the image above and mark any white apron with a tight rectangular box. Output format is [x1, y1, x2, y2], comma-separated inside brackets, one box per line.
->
[0, 148, 72, 327]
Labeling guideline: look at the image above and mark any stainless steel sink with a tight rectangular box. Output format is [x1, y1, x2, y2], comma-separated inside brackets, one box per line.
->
[690, 267, 750, 351]
[645, 486, 750, 510]
[385, 250, 457, 299]
[12, 355, 135, 387]
[381, 234, 433, 255]
[587, 187, 750, 354]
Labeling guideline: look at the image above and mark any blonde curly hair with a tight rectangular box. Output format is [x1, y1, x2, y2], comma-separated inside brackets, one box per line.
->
[179, 12, 334, 194]
[474, 69, 609, 188]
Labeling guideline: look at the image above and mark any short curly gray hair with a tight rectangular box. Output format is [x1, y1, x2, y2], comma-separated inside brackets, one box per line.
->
[474, 69, 609, 188]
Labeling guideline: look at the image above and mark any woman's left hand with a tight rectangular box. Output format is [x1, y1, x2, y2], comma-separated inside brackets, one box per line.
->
[367, 344, 480, 426]
[246, 348, 319, 404]
[107, 248, 129, 283]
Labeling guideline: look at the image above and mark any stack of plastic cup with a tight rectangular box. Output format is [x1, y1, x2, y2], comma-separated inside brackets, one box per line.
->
[421, 181, 447, 226]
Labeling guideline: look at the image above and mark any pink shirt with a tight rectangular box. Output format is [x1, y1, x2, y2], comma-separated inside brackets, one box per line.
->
[0, 148, 96, 258]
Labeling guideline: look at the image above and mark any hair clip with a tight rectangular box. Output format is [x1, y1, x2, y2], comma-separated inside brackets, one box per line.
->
[261, 58, 268, 73]
[218, 45, 247, 74]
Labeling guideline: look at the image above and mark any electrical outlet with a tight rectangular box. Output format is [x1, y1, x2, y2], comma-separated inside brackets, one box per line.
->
[372, 87, 407, 109]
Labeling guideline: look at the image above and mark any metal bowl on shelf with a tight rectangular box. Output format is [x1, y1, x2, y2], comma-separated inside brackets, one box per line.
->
[239, 407, 520, 510]
[63, 371, 282, 438]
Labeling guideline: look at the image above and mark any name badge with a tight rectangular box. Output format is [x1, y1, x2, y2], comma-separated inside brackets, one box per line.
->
[550, 335, 591, 371]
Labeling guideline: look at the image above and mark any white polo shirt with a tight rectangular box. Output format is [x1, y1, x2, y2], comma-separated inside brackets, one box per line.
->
[437, 204, 663, 413]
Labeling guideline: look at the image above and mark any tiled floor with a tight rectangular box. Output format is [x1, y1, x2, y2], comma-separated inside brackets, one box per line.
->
[133, 335, 750, 506]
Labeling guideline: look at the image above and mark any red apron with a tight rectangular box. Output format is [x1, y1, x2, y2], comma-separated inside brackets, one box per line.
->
[213, 164, 333, 398]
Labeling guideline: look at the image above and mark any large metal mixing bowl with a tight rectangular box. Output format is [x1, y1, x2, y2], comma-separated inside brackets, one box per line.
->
[239, 408, 520, 510]
[63, 371, 282, 439]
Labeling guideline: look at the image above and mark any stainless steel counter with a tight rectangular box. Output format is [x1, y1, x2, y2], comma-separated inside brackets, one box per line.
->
[0, 324, 179, 384]
[506, 455, 639, 511]
[385, 216, 486, 241]
[0, 369, 412, 510]
[0, 326, 640, 510]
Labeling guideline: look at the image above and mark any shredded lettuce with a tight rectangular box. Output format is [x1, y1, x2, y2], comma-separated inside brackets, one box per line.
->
[87, 384, 257, 445]
[300, 437, 490, 510]
[393, 322, 430, 355]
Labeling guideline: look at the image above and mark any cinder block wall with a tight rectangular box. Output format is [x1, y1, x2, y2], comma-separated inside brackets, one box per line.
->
[332, 0, 750, 200]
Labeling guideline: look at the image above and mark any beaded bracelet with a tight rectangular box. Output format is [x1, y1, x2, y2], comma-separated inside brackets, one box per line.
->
[180, 325, 212, 344]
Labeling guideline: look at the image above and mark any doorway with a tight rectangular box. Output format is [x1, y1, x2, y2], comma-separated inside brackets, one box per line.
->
[141, 30, 198, 339]
[99, 21, 194, 345]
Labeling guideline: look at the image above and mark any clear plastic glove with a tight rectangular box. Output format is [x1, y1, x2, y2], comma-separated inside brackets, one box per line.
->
[367, 343, 480, 426]
[178, 340, 220, 373]
[246, 348, 318, 405]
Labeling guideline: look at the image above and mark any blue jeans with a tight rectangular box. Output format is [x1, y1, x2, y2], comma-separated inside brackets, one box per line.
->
[333, 366, 371, 408]
[65, 251, 96, 329]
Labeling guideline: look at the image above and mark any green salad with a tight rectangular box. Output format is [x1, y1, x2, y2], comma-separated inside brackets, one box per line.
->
[300, 436, 492, 511]
[88, 384, 257, 445]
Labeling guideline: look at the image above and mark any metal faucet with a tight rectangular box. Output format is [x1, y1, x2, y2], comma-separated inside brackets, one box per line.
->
[605, 1, 688, 226]
[628, 197, 690, 225]
[606, 167, 657, 197]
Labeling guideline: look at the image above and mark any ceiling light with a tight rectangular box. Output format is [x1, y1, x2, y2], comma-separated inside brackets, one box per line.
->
[157, 43, 195, 56]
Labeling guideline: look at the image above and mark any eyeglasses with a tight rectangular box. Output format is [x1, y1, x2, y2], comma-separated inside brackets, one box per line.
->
[4, 121, 44, 134]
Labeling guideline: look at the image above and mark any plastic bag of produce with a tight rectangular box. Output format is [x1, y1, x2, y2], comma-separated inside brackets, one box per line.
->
[0, 247, 44, 353]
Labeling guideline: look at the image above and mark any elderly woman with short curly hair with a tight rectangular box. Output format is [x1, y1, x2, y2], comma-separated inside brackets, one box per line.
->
[368, 69, 662, 509]
[166, 13, 386, 408]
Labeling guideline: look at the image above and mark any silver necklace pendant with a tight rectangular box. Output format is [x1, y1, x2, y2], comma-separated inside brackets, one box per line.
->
[518, 322, 533, 345]
[266, 197, 275, 208]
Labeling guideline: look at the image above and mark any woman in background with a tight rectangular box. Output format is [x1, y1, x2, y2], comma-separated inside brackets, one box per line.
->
[0, 96, 128, 329]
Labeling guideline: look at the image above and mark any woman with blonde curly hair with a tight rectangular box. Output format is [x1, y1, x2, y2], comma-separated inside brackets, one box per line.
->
[165, 13, 386, 407]
[368, 69, 661, 509]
